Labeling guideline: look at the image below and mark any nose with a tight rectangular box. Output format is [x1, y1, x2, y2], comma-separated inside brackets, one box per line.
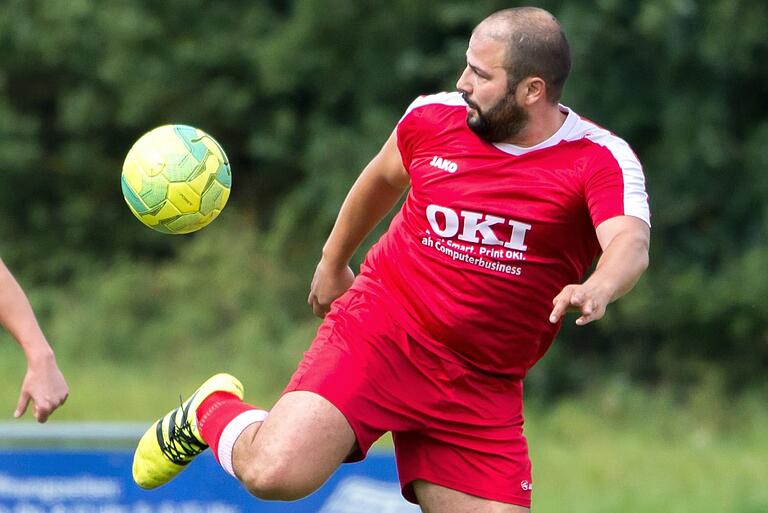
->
[456, 66, 472, 95]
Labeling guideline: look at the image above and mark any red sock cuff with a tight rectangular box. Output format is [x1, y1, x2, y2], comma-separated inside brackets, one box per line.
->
[196, 392, 259, 460]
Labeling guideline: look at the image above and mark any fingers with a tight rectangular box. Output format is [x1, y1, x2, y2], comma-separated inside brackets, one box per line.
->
[32, 392, 68, 423]
[34, 403, 50, 423]
[549, 285, 577, 323]
[16, 385, 69, 422]
[549, 296, 569, 323]
[312, 303, 329, 319]
[576, 300, 605, 326]
[307, 274, 320, 306]
[550, 285, 607, 325]
[14, 391, 30, 419]
[308, 263, 355, 319]
[308, 293, 329, 319]
[574, 297, 595, 325]
[15, 394, 55, 423]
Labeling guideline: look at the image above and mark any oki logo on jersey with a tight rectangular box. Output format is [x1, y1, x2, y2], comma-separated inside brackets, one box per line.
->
[426, 204, 532, 251]
[429, 155, 458, 173]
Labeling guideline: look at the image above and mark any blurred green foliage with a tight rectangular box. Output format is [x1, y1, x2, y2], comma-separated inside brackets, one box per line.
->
[0, 0, 766, 402]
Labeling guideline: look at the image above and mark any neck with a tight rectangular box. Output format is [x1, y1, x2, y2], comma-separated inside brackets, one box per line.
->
[504, 104, 567, 147]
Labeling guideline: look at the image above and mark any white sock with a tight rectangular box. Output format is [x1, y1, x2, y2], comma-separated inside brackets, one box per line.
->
[217, 409, 269, 478]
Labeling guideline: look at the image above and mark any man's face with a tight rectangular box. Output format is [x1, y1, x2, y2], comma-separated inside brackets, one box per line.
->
[456, 34, 529, 143]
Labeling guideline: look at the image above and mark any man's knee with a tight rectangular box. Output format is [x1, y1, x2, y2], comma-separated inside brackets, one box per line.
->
[238, 457, 321, 501]
[233, 391, 355, 501]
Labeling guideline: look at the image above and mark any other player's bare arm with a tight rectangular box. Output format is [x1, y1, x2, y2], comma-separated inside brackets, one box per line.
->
[549, 216, 650, 326]
[0, 259, 69, 422]
[308, 129, 410, 318]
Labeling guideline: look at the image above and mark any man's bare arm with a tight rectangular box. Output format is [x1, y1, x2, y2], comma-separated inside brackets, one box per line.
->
[0, 259, 69, 422]
[549, 216, 650, 325]
[308, 129, 409, 317]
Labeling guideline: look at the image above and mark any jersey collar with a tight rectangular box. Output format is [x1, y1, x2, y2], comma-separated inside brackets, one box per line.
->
[491, 105, 579, 156]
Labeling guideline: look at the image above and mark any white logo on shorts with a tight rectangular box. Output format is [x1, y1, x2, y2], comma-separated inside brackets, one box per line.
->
[520, 480, 533, 491]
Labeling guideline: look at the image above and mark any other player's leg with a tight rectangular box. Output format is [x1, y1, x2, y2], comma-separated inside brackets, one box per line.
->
[414, 481, 531, 513]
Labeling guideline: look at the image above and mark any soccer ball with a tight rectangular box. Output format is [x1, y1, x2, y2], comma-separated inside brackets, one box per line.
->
[121, 124, 232, 234]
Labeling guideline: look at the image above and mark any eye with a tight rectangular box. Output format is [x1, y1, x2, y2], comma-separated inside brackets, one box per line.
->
[473, 70, 489, 82]
[467, 64, 489, 81]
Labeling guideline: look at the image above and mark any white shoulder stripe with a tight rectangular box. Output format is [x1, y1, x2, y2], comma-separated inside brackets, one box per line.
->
[571, 118, 651, 227]
[399, 92, 466, 122]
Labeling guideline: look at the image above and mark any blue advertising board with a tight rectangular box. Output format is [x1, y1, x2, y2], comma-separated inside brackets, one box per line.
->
[0, 450, 419, 513]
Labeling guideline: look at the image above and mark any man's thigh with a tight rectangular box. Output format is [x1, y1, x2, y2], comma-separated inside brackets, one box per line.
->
[414, 480, 530, 513]
[234, 390, 356, 496]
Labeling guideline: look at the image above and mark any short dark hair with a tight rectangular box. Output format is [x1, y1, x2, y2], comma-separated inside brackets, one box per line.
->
[480, 7, 571, 103]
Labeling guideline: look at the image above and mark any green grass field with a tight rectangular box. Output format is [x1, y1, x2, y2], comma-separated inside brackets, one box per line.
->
[527, 387, 768, 513]
[1, 349, 766, 512]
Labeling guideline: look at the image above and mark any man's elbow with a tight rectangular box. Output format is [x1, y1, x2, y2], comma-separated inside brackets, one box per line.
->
[635, 234, 650, 273]
[618, 228, 650, 274]
[639, 248, 649, 274]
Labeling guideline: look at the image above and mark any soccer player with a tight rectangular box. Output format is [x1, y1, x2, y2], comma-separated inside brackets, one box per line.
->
[1, 259, 69, 423]
[133, 7, 650, 512]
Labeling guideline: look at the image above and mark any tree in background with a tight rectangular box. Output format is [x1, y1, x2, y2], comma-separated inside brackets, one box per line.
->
[0, 0, 765, 397]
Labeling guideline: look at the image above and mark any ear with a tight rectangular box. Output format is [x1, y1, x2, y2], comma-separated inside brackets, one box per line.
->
[518, 76, 546, 106]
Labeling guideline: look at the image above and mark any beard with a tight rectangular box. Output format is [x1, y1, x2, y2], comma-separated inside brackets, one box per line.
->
[462, 90, 529, 143]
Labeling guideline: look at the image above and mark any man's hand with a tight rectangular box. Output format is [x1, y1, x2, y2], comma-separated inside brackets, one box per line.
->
[307, 258, 355, 318]
[16, 353, 69, 423]
[549, 215, 650, 326]
[549, 282, 612, 326]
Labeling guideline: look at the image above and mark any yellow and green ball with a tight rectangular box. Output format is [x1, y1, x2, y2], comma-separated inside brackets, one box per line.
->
[121, 125, 232, 234]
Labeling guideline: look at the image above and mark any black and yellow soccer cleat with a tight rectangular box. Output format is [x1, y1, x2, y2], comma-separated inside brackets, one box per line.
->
[132, 373, 244, 489]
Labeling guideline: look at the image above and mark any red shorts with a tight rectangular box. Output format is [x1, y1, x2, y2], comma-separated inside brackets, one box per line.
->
[284, 279, 532, 507]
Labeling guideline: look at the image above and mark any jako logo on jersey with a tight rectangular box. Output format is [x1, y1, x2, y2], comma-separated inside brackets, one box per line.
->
[429, 155, 458, 173]
[426, 204, 532, 251]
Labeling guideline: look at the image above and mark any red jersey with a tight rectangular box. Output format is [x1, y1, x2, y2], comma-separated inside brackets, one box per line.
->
[358, 92, 650, 378]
